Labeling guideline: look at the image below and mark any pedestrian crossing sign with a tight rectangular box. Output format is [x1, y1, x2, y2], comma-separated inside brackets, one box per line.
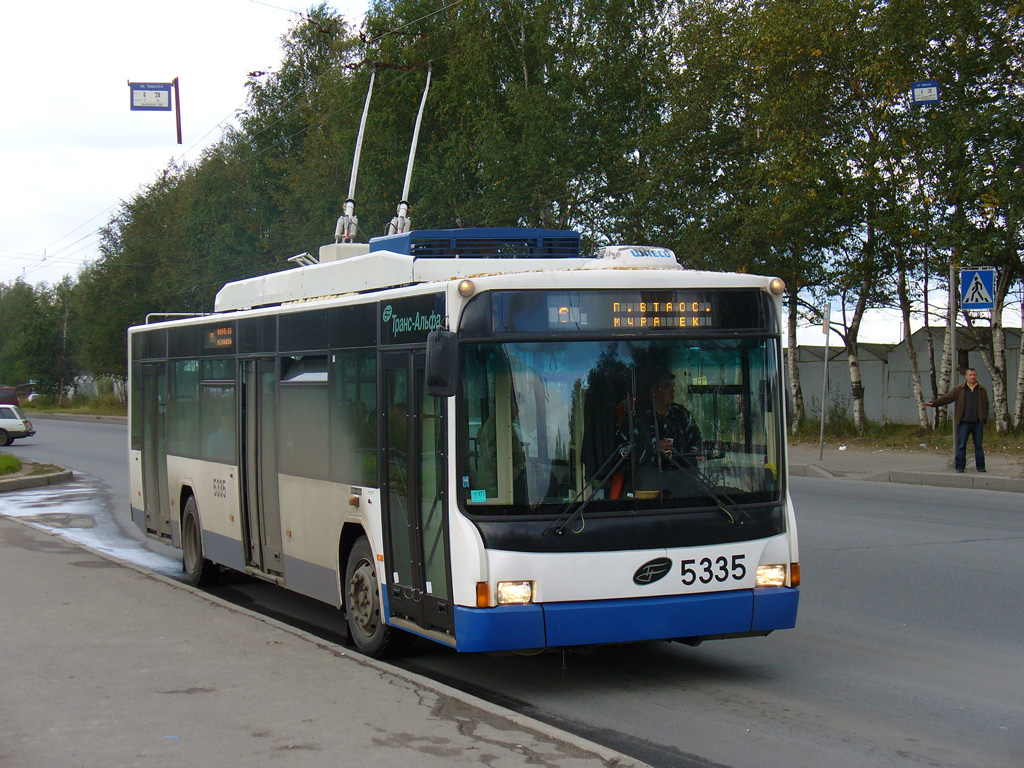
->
[960, 268, 995, 310]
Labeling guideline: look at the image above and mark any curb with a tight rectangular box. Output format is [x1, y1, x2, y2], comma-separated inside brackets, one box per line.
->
[0, 468, 74, 493]
[22, 412, 127, 425]
[790, 464, 1024, 494]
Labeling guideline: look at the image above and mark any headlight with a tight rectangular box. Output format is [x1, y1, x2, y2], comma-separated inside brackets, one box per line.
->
[756, 564, 787, 587]
[496, 580, 534, 605]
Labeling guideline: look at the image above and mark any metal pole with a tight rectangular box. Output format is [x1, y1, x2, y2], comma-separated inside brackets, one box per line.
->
[949, 264, 957, 452]
[818, 305, 830, 461]
[173, 77, 182, 145]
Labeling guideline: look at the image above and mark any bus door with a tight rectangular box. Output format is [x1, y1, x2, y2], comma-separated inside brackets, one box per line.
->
[140, 363, 172, 540]
[240, 358, 284, 576]
[382, 352, 453, 635]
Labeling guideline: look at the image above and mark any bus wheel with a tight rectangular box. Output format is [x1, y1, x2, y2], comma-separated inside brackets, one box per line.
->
[182, 497, 213, 587]
[345, 536, 395, 657]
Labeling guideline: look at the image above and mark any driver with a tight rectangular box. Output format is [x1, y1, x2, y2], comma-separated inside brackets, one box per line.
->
[623, 370, 703, 496]
[638, 370, 702, 464]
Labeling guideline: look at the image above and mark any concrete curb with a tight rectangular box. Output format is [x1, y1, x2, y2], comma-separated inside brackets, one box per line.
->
[790, 464, 1024, 493]
[22, 412, 127, 425]
[2, 512, 652, 768]
[0, 467, 74, 492]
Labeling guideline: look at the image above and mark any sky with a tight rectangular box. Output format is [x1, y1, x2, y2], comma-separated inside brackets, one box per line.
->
[0, 0, 976, 346]
[0, 0, 368, 288]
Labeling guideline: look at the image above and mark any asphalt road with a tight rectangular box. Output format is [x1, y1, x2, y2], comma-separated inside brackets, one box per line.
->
[4, 418, 1022, 768]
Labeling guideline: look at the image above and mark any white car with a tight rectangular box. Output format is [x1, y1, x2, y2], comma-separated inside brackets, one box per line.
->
[0, 404, 35, 446]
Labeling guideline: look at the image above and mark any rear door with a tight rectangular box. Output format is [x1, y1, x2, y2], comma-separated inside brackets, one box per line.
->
[140, 362, 172, 540]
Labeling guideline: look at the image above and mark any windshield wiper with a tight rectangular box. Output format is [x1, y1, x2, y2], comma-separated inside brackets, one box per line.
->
[663, 451, 745, 526]
[544, 442, 632, 537]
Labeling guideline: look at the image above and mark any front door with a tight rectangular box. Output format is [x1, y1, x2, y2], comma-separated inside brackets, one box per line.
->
[382, 352, 452, 634]
[240, 358, 283, 575]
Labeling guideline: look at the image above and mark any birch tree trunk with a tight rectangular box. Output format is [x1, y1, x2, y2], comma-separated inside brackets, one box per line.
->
[937, 305, 953, 429]
[896, 249, 928, 427]
[786, 287, 804, 433]
[975, 269, 1012, 433]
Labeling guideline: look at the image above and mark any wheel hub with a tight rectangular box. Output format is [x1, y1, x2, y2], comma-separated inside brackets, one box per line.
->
[349, 561, 378, 633]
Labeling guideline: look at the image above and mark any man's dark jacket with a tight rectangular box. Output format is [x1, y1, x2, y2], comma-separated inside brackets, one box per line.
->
[932, 382, 989, 426]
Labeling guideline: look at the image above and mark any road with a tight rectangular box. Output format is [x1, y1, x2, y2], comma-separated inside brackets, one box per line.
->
[3, 416, 1022, 768]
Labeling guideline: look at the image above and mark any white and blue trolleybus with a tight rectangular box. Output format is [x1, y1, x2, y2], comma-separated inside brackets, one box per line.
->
[128, 227, 799, 656]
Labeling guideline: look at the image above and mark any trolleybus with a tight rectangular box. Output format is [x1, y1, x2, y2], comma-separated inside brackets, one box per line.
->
[128, 227, 799, 656]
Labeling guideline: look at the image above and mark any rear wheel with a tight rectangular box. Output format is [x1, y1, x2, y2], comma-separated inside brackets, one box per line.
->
[182, 497, 214, 586]
[0, 430, 9, 447]
[345, 536, 403, 657]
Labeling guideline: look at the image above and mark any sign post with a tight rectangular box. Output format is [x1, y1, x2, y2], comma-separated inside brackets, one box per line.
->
[818, 305, 830, 461]
[949, 265, 957, 449]
[128, 78, 182, 144]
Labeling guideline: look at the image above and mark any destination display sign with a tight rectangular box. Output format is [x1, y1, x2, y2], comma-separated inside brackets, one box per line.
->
[605, 298, 713, 329]
[473, 289, 774, 335]
[203, 325, 234, 350]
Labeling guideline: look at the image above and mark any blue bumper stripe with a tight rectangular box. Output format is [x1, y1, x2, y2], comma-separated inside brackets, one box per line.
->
[454, 604, 547, 652]
[752, 587, 799, 631]
[453, 588, 799, 652]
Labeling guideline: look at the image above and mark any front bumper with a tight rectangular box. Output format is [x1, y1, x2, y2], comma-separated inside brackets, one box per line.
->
[452, 587, 799, 653]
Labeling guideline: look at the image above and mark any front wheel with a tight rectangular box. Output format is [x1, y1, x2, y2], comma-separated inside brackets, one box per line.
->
[344, 536, 403, 658]
[182, 497, 214, 586]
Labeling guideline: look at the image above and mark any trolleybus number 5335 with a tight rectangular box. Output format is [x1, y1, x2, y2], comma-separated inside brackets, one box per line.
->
[682, 554, 747, 585]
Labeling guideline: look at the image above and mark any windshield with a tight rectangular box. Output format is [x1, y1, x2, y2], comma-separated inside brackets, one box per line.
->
[459, 337, 782, 516]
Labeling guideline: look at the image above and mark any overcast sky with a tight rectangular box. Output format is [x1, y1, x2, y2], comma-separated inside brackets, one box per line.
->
[0, 1, 966, 344]
[0, 0, 367, 288]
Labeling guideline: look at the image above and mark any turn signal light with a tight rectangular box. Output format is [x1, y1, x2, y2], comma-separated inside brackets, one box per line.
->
[790, 562, 801, 587]
[476, 582, 490, 608]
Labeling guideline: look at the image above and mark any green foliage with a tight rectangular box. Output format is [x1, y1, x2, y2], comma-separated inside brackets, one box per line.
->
[0, 453, 21, 476]
[2, 1, 1021, 423]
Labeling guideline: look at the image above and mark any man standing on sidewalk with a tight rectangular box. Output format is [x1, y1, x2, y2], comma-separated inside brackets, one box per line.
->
[925, 368, 988, 473]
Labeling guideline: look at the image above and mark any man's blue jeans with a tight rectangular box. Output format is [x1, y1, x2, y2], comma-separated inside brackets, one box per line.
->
[955, 421, 985, 471]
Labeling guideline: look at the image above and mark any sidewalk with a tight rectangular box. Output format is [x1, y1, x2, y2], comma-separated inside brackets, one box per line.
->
[789, 443, 1024, 493]
[0, 515, 648, 768]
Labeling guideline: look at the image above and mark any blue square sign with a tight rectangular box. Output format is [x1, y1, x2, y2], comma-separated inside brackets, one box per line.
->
[960, 268, 995, 310]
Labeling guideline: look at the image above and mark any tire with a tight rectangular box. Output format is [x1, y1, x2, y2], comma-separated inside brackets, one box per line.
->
[344, 536, 403, 658]
[0, 430, 9, 447]
[182, 496, 214, 587]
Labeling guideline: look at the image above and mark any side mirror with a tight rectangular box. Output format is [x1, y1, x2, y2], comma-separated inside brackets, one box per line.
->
[425, 329, 457, 397]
